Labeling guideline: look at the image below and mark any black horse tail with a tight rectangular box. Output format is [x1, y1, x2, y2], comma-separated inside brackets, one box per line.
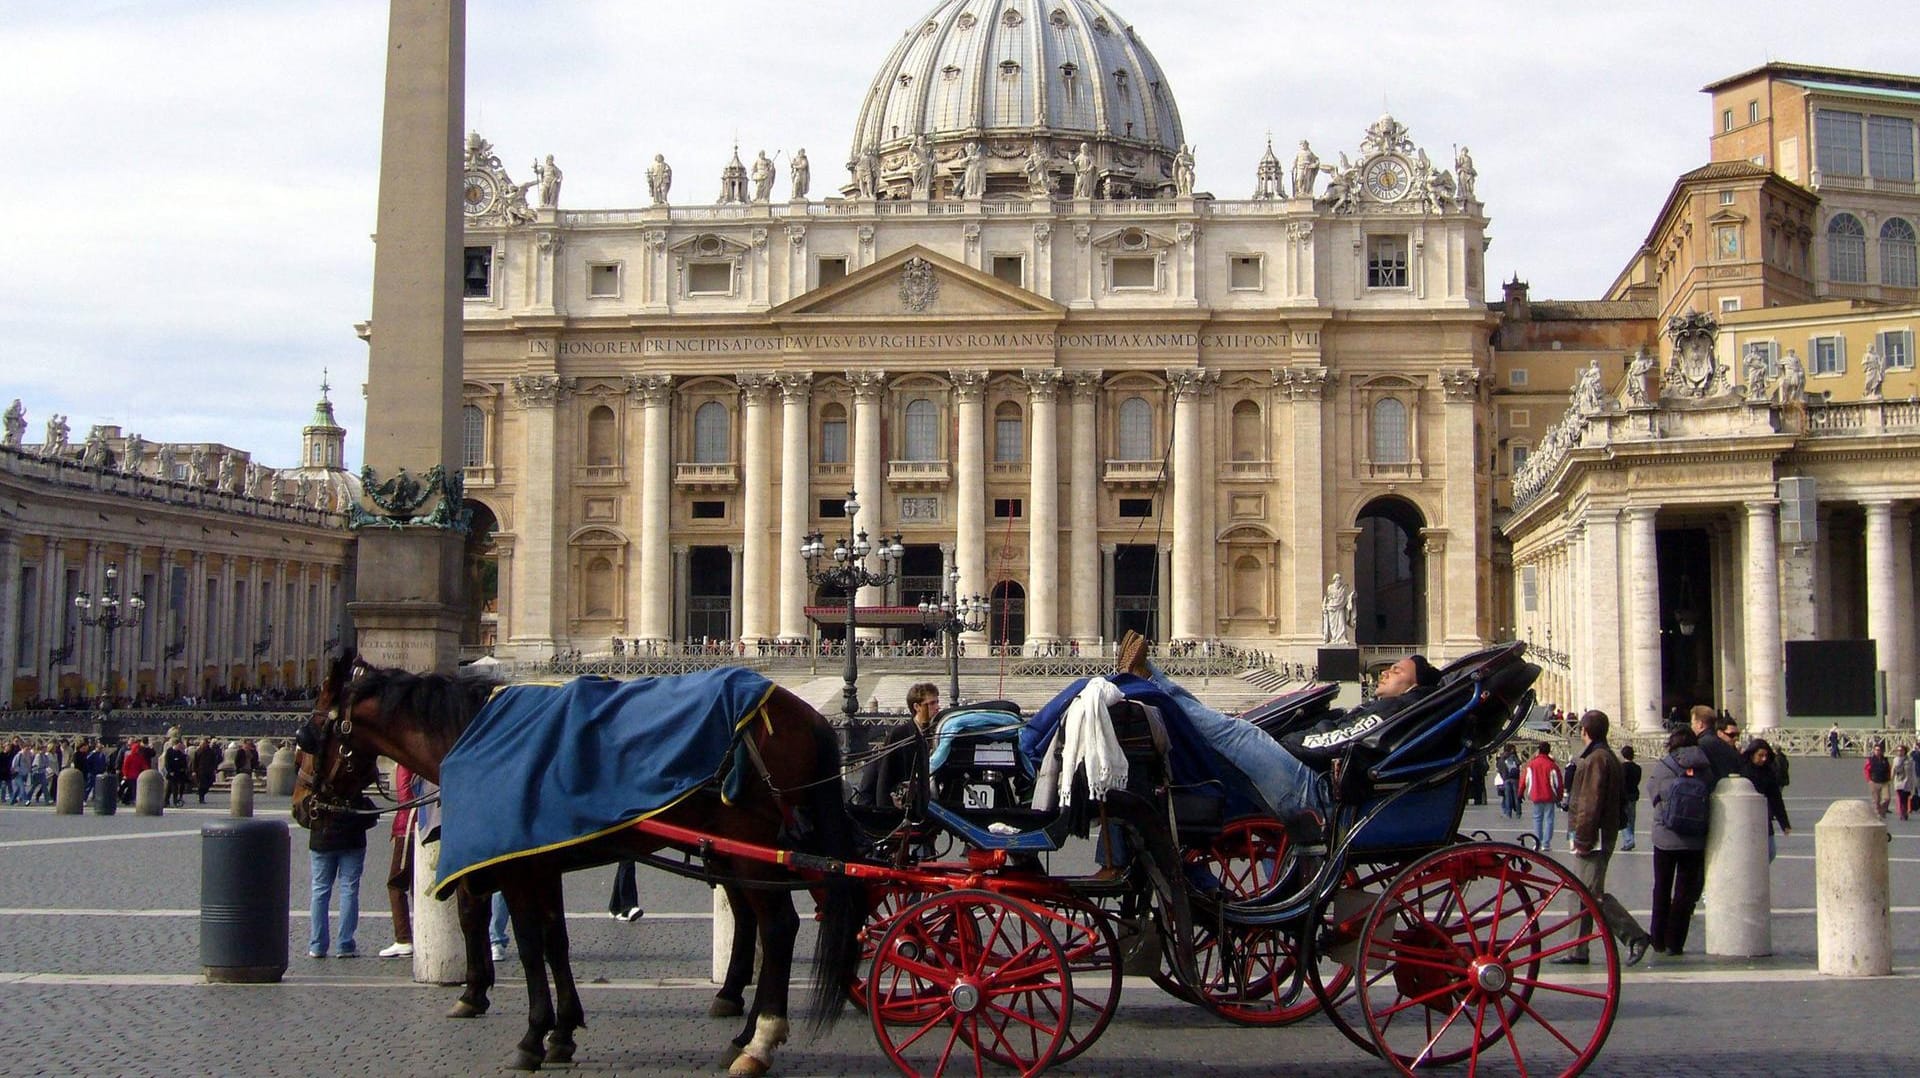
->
[805, 715, 866, 1033]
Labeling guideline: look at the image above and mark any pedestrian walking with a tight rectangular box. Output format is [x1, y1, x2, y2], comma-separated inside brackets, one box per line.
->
[1520, 742, 1563, 851]
[606, 861, 644, 923]
[1554, 710, 1651, 967]
[1618, 745, 1642, 851]
[1647, 729, 1712, 956]
[190, 737, 219, 804]
[306, 794, 378, 958]
[1907, 744, 1920, 823]
[1865, 741, 1894, 819]
[1743, 739, 1792, 860]
[1495, 744, 1522, 818]
[379, 764, 419, 959]
[490, 891, 512, 962]
[1893, 744, 1913, 822]
[1826, 723, 1842, 758]
[162, 739, 190, 807]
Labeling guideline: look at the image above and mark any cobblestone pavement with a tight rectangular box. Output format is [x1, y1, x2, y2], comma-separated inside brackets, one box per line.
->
[0, 758, 1915, 1076]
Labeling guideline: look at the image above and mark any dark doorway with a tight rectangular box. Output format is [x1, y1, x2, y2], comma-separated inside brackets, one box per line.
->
[687, 546, 731, 643]
[814, 580, 850, 642]
[1656, 528, 1716, 721]
[990, 581, 1026, 649]
[1355, 497, 1425, 646]
[896, 545, 944, 644]
[1113, 544, 1160, 641]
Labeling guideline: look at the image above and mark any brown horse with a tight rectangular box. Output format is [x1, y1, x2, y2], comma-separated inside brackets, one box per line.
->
[294, 650, 865, 1075]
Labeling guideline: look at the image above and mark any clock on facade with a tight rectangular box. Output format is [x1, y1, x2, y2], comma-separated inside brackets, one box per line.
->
[1362, 156, 1412, 202]
[463, 170, 499, 216]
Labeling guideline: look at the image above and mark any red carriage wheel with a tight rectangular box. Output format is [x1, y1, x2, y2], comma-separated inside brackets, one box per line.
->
[1174, 916, 1320, 1026]
[1355, 843, 1618, 1076]
[1022, 898, 1122, 1063]
[851, 884, 927, 1012]
[1186, 816, 1293, 903]
[868, 889, 1073, 1077]
[1306, 860, 1398, 1055]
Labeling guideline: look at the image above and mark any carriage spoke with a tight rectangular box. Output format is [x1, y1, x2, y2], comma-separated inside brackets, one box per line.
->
[1506, 974, 1612, 1001]
[1508, 992, 1586, 1057]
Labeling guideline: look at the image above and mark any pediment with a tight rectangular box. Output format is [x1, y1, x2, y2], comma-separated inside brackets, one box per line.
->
[772, 245, 1065, 320]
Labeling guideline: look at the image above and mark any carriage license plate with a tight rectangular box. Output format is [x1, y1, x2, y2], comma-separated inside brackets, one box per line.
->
[964, 784, 997, 809]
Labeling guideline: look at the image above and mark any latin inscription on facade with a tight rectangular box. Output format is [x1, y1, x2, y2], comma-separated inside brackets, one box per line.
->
[529, 331, 1314, 358]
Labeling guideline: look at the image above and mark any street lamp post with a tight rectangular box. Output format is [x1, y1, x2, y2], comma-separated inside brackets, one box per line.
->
[73, 563, 145, 707]
[802, 490, 903, 724]
[918, 568, 988, 705]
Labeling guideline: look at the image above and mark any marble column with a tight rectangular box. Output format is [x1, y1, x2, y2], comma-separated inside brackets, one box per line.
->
[509, 374, 571, 656]
[1581, 510, 1626, 726]
[186, 552, 205, 690]
[1895, 511, 1916, 727]
[737, 373, 775, 643]
[1712, 520, 1745, 718]
[1023, 368, 1063, 653]
[1625, 507, 1662, 733]
[848, 370, 888, 633]
[950, 370, 989, 646]
[218, 557, 236, 689]
[774, 373, 812, 642]
[1864, 501, 1899, 722]
[633, 374, 674, 645]
[1066, 371, 1103, 646]
[1167, 368, 1216, 642]
[1743, 502, 1783, 731]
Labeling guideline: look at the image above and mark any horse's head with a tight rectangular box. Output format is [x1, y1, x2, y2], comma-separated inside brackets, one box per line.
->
[291, 647, 380, 829]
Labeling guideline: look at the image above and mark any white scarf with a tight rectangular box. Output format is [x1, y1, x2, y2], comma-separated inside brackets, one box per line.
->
[1033, 677, 1128, 809]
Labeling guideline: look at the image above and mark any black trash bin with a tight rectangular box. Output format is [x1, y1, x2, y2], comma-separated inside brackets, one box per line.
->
[200, 818, 289, 983]
[91, 774, 117, 816]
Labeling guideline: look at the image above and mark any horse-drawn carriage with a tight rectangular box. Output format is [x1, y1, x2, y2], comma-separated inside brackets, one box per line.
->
[298, 640, 1620, 1077]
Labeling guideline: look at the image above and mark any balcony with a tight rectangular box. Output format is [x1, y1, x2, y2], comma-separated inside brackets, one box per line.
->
[576, 464, 625, 485]
[1222, 459, 1272, 482]
[887, 459, 951, 491]
[1102, 459, 1166, 489]
[988, 460, 1028, 478]
[1363, 460, 1424, 481]
[673, 462, 738, 492]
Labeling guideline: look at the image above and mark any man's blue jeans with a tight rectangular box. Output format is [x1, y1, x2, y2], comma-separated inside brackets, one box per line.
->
[490, 892, 511, 950]
[1531, 801, 1556, 852]
[1149, 667, 1328, 820]
[309, 847, 367, 956]
[1619, 801, 1637, 850]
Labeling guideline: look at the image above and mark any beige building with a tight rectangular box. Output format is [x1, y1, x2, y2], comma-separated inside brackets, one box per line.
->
[0, 390, 357, 705]
[439, 0, 1501, 667]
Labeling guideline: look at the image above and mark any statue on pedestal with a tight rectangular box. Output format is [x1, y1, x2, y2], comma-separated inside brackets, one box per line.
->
[909, 135, 935, 199]
[1173, 143, 1196, 198]
[217, 453, 240, 493]
[533, 155, 563, 208]
[2, 400, 24, 447]
[1023, 140, 1051, 197]
[750, 150, 776, 202]
[81, 427, 110, 469]
[1775, 350, 1807, 405]
[1454, 145, 1477, 204]
[852, 145, 879, 200]
[121, 432, 146, 474]
[1862, 344, 1886, 399]
[960, 140, 987, 199]
[43, 415, 69, 455]
[1072, 142, 1097, 199]
[1291, 141, 1320, 198]
[1624, 348, 1654, 407]
[1572, 358, 1605, 415]
[790, 148, 810, 200]
[1323, 573, 1355, 646]
[187, 447, 211, 487]
[1742, 344, 1771, 401]
[646, 154, 672, 205]
[155, 444, 177, 481]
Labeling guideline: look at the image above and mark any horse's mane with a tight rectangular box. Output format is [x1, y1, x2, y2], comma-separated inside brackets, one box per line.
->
[346, 664, 505, 742]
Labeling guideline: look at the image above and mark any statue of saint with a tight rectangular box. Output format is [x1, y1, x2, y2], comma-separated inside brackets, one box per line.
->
[1862, 344, 1886, 399]
[1291, 141, 1320, 198]
[750, 150, 776, 202]
[789, 148, 810, 200]
[217, 453, 240, 492]
[960, 140, 987, 199]
[533, 154, 563, 208]
[1624, 349, 1654, 407]
[646, 154, 672, 205]
[1322, 573, 1355, 646]
[121, 432, 146, 474]
[156, 443, 177, 481]
[1742, 344, 1771, 400]
[1775, 350, 1807, 405]
[1023, 140, 1051, 197]
[2, 399, 24, 447]
[187, 447, 212, 487]
[1173, 143, 1196, 197]
[1572, 358, 1605, 414]
[852, 145, 880, 199]
[1072, 142, 1097, 199]
[1455, 145, 1477, 204]
[909, 135, 935, 199]
[81, 427, 110, 469]
[44, 414, 69, 454]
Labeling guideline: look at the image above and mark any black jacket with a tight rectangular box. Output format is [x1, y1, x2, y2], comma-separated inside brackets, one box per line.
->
[308, 797, 379, 853]
[1695, 733, 1744, 784]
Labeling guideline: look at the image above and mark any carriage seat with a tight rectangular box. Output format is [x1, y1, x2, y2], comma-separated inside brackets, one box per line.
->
[1241, 682, 1341, 739]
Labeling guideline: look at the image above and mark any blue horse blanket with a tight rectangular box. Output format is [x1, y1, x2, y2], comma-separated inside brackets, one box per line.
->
[431, 667, 777, 898]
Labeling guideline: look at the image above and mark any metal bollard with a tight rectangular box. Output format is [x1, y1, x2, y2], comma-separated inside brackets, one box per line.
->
[92, 773, 118, 815]
[229, 772, 254, 818]
[264, 746, 297, 797]
[1704, 776, 1771, 956]
[54, 767, 85, 815]
[1816, 799, 1892, 976]
[134, 769, 166, 816]
[201, 817, 289, 983]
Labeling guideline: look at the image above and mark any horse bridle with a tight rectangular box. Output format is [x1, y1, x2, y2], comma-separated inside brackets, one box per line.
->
[296, 697, 373, 820]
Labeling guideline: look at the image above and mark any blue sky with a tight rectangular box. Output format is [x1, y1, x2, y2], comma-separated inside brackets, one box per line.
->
[2, 0, 1911, 471]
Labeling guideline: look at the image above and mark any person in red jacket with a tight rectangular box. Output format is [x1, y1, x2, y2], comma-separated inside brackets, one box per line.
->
[118, 737, 152, 804]
[1519, 741, 1564, 851]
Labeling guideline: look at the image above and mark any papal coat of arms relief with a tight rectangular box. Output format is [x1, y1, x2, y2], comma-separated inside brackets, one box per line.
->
[899, 257, 940, 313]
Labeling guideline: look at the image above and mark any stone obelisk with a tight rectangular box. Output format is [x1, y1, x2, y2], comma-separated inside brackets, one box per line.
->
[350, 0, 468, 675]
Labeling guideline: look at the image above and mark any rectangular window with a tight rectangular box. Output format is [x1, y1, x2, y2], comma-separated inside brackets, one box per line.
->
[463, 246, 492, 299]
[1748, 100, 1759, 124]
[1111, 256, 1156, 289]
[1118, 498, 1154, 519]
[1720, 297, 1742, 313]
[1719, 190, 1736, 206]
[691, 501, 725, 520]
[1366, 235, 1408, 288]
[1511, 444, 1530, 471]
[1878, 329, 1914, 370]
[992, 498, 1023, 519]
[1229, 255, 1263, 290]
[587, 262, 621, 298]
[1811, 335, 1846, 375]
[991, 255, 1024, 286]
[818, 497, 846, 520]
[994, 416, 1023, 462]
[817, 257, 848, 287]
[687, 261, 732, 295]
[1816, 109, 1864, 177]
[1511, 409, 1531, 429]
[1722, 108, 1734, 133]
[819, 417, 847, 464]
[1868, 116, 1916, 182]
[1508, 369, 1529, 387]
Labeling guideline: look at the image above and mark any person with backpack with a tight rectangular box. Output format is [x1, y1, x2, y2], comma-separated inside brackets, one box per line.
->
[1519, 742, 1564, 851]
[1647, 728, 1713, 956]
[1864, 742, 1894, 819]
[1495, 745, 1522, 819]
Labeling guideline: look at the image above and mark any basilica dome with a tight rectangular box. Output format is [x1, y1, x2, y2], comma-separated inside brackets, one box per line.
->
[849, 0, 1186, 200]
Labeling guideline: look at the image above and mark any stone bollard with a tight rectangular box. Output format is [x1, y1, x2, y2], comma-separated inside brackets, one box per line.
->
[229, 772, 254, 818]
[54, 767, 85, 815]
[1704, 776, 1771, 956]
[1816, 799, 1892, 976]
[134, 769, 166, 816]
[410, 826, 466, 985]
[712, 886, 736, 984]
[264, 746, 297, 797]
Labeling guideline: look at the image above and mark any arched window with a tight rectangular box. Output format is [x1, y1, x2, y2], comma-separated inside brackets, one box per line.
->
[903, 398, 938, 461]
[994, 401, 1024, 463]
[1829, 213, 1867, 284]
[1882, 218, 1918, 288]
[1371, 398, 1409, 463]
[586, 405, 618, 466]
[462, 405, 486, 467]
[693, 401, 729, 463]
[1117, 396, 1153, 458]
[1230, 399, 1262, 461]
[583, 556, 614, 617]
[818, 403, 848, 464]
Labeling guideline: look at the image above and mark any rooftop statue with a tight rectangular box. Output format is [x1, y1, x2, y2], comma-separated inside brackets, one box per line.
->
[217, 452, 240, 493]
[43, 414, 69, 455]
[81, 426, 110, 469]
[1174, 143, 1196, 198]
[156, 443, 177, 481]
[646, 154, 672, 205]
[1624, 349, 1654, 407]
[790, 148, 810, 200]
[121, 432, 146, 474]
[1455, 145, 1477, 204]
[1023, 140, 1051, 197]
[959, 141, 987, 199]
[1862, 344, 1886, 400]
[188, 447, 212, 487]
[1742, 344, 1772, 401]
[750, 150, 776, 203]
[1072, 142, 1097, 199]
[2, 399, 23, 447]
[852, 145, 880, 200]
[1775, 350, 1807, 405]
[533, 154, 563, 208]
[909, 135, 935, 200]
[1291, 141, 1320, 198]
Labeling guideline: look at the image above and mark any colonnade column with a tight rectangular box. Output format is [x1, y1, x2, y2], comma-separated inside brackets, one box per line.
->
[950, 370, 989, 647]
[849, 370, 888, 634]
[0, 533, 18, 704]
[510, 374, 570, 656]
[186, 552, 205, 692]
[1743, 502, 1783, 732]
[1167, 368, 1216, 643]
[1625, 507, 1662, 733]
[1864, 501, 1900, 725]
[1023, 368, 1063, 653]
[218, 557, 236, 690]
[737, 373, 775, 643]
[1581, 510, 1626, 727]
[1895, 510, 1916, 726]
[1066, 371, 1103, 646]
[634, 374, 674, 646]
[774, 373, 812, 642]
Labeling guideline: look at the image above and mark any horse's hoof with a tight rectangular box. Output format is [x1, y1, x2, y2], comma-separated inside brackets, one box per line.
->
[726, 1055, 770, 1078]
[709, 995, 744, 1018]
[716, 1045, 742, 1069]
[507, 1048, 543, 1072]
[543, 1035, 575, 1065]
[446, 999, 486, 1019]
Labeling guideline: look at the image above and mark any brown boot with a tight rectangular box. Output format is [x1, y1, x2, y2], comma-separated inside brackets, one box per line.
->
[1116, 630, 1151, 678]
